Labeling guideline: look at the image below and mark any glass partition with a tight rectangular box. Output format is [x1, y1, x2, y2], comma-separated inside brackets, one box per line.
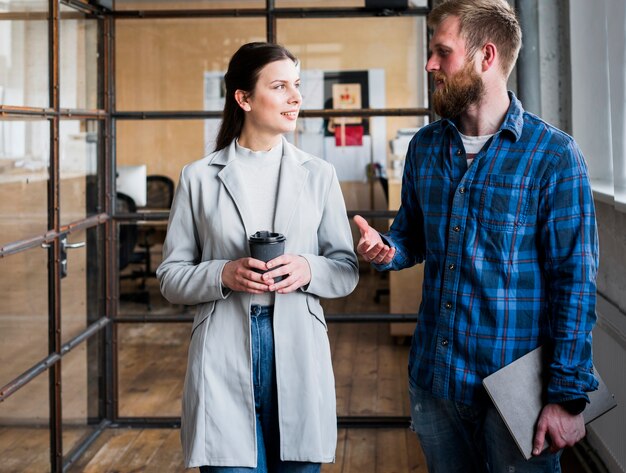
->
[60, 6, 99, 110]
[60, 120, 100, 226]
[116, 119, 207, 183]
[277, 0, 362, 5]
[62, 332, 103, 459]
[61, 228, 103, 343]
[0, 374, 51, 472]
[277, 0, 428, 6]
[328, 323, 411, 417]
[117, 217, 171, 315]
[112, 0, 264, 10]
[99, 0, 428, 9]
[116, 115, 423, 249]
[0, 1, 49, 108]
[0, 119, 50, 246]
[287, 115, 424, 209]
[115, 18, 266, 111]
[61, 223, 104, 459]
[278, 16, 428, 110]
[116, 120, 186, 315]
[117, 323, 189, 417]
[116, 115, 424, 193]
[0, 246, 49, 388]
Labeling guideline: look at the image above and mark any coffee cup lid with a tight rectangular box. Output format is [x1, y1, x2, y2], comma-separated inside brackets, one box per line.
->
[249, 231, 286, 243]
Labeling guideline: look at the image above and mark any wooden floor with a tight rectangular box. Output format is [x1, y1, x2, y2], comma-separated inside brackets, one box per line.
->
[67, 267, 427, 472]
[0, 265, 587, 472]
[66, 427, 426, 473]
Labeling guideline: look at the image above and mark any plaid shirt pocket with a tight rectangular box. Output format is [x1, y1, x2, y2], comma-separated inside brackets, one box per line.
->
[478, 174, 539, 231]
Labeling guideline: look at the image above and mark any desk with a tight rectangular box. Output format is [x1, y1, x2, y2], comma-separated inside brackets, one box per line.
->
[388, 178, 424, 338]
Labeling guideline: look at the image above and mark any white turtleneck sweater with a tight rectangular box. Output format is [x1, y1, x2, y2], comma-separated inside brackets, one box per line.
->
[233, 139, 283, 306]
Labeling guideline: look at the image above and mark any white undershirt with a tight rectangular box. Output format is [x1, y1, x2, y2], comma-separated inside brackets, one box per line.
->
[459, 131, 494, 167]
[235, 139, 283, 306]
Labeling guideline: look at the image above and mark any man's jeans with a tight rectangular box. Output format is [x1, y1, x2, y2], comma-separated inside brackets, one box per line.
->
[200, 305, 321, 473]
[409, 380, 562, 473]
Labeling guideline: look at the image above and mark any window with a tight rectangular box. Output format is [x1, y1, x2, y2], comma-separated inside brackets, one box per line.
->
[570, 0, 626, 211]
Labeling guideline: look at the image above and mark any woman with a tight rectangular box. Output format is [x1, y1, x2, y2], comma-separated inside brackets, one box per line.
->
[156, 42, 359, 472]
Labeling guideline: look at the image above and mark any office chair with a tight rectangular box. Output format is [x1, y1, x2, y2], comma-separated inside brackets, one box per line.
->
[117, 192, 151, 309]
[137, 175, 175, 280]
[146, 175, 175, 208]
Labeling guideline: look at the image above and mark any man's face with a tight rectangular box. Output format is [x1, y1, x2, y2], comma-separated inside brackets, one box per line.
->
[426, 15, 485, 118]
[432, 59, 484, 119]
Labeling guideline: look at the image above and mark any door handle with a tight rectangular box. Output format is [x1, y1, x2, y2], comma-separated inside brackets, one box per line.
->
[60, 237, 85, 278]
[64, 241, 86, 250]
[41, 237, 86, 278]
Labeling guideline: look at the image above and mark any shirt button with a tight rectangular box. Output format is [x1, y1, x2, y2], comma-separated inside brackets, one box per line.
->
[459, 187, 466, 194]
[453, 225, 460, 232]
[448, 264, 456, 270]
[455, 149, 462, 156]
[441, 338, 449, 346]
[445, 302, 453, 309]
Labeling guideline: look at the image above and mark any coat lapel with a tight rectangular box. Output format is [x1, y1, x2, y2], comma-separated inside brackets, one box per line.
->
[214, 138, 311, 241]
[215, 142, 256, 240]
[273, 138, 310, 237]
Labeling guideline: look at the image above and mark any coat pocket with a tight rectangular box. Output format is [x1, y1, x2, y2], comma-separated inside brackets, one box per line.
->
[306, 294, 327, 331]
[190, 300, 216, 338]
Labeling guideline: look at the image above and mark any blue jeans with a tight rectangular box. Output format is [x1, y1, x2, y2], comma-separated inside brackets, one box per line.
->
[408, 380, 562, 473]
[200, 305, 321, 473]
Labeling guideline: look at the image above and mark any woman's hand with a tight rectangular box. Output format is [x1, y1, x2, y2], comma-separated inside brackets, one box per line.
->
[262, 255, 312, 294]
[222, 258, 271, 294]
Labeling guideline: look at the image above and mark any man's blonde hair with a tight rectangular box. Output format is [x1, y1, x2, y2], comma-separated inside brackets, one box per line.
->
[428, 0, 522, 77]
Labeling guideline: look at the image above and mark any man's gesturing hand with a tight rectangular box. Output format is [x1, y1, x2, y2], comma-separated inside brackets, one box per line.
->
[353, 215, 395, 265]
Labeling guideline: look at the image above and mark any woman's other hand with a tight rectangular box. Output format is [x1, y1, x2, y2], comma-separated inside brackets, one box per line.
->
[222, 258, 271, 294]
[262, 255, 312, 294]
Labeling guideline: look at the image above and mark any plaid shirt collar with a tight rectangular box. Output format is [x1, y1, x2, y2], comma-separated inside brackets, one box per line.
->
[436, 91, 524, 143]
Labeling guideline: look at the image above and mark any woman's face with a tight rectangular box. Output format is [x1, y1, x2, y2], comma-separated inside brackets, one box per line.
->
[239, 59, 301, 140]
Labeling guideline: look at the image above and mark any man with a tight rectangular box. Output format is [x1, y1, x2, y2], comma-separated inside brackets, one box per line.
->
[354, 0, 599, 471]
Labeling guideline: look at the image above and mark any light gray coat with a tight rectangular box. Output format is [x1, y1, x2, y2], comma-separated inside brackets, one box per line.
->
[156, 138, 359, 468]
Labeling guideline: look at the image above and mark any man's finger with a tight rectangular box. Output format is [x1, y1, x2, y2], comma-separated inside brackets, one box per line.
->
[353, 215, 371, 237]
[533, 422, 548, 456]
[365, 241, 390, 259]
[372, 246, 393, 264]
[356, 238, 373, 254]
[377, 247, 396, 265]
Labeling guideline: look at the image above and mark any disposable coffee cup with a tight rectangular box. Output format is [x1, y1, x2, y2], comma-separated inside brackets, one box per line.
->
[248, 231, 286, 281]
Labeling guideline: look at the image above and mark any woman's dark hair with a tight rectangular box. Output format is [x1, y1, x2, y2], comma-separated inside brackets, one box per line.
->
[214, 42, 298, 152]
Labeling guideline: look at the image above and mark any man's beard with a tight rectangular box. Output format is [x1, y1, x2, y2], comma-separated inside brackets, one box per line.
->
[432, 62, 485, 119]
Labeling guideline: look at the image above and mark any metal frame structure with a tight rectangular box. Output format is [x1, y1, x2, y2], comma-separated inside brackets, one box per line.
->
[0, 2, 610, 473]
[0, 1, 432, 471]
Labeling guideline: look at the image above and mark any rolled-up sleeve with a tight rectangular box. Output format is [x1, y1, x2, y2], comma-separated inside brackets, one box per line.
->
[540, 140, 599, 403]
[374, 137, 426, 272]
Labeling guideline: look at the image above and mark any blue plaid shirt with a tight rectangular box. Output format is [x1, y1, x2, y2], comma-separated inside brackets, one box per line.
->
[380, 93, 599, 406]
